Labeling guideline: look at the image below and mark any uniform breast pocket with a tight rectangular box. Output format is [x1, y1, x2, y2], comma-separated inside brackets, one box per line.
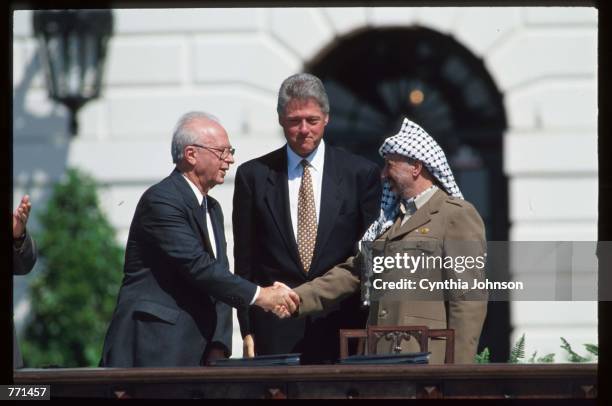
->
[383, 238, 442, 282]
[386, 238, 440, 258]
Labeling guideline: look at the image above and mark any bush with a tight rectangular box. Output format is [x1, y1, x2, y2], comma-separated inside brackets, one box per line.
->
[21, 168, 124, 367]
[475, 335, 597, 364]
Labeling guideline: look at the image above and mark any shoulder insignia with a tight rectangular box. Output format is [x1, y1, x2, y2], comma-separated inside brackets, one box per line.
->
[446, 197, 464, 207]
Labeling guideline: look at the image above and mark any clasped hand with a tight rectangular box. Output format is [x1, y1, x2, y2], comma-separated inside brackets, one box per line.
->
[254, 281, 299, 319]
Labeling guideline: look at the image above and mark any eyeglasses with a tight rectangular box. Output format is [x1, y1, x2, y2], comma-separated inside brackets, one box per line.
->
[190, 144, 236, 160]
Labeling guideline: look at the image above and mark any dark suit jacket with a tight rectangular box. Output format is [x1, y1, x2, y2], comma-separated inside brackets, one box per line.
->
[100, 169, 258, 367]
[13, 231, 37, 369]
[233, 144, 381, 363]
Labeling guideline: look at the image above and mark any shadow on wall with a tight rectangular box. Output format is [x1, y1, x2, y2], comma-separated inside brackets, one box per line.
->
[13, 44, 70, 334]
[13, 42, 68, 143]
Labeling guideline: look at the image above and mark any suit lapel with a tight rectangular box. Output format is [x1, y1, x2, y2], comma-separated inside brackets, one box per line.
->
[263, 148, 302, 269]
[207, 197, 224, 257]
[386, 189, 445, 241]
[193, 205, 211, 248]
[309, 146, 342, 275]
[170, 170, 215, 254]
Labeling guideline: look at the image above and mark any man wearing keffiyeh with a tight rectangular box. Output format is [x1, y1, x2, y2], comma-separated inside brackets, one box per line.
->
[289, 118, 488, 364]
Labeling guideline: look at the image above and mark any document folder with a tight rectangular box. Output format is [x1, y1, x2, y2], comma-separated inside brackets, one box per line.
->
[210, 353, 301, 367]
[338, 352, 430, 365]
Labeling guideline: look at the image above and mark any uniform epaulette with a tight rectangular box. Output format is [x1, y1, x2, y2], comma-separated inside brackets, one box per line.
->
[446, 196, 464, 207]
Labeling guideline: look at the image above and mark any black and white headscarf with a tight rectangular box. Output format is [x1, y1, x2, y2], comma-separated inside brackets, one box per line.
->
[361, 118, 463, 242]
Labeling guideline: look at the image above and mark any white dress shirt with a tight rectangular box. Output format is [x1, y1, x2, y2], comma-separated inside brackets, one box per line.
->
[286, 139, 325, 242]
[400, 185, 439, 226]
[182, 174, 259, 304]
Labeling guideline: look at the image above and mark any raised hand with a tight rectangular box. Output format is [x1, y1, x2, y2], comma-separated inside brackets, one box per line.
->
[13, 195, 32, 239]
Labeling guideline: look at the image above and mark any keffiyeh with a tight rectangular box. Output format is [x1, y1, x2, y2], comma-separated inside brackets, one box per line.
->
[361, 118, 462, 242]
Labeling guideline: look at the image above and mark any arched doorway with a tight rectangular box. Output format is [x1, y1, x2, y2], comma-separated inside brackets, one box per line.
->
[307, 27, 511, 361]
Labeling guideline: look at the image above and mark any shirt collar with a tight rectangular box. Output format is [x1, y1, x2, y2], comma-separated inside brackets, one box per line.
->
[182, 173, 205, 207]
[286, 139, 325, 172]
[399, 185, 438, 216]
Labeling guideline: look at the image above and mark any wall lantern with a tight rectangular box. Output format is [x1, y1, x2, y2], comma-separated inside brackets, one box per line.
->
[33, 10, 113, 136]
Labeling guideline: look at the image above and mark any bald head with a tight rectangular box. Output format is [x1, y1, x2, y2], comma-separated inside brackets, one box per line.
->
[185, 117, 225, 145]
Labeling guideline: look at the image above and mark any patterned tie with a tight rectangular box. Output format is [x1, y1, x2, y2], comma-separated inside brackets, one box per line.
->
[297, 159, 317, 273]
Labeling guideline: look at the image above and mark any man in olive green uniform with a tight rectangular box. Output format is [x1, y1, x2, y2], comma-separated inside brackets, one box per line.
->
[290, 118, 488, 364]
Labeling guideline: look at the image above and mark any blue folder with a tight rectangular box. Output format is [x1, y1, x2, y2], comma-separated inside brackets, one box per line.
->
[338, 352, 430, 365]
[210, 353, 301, 367]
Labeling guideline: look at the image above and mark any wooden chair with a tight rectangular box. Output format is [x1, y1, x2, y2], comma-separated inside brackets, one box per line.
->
[339, 326, 455, 364]
[367, 325, 430, 356]
[427, 328, 455, 365]
[339, 329, 367, 359]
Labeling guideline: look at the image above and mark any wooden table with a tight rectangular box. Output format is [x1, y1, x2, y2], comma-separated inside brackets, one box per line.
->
[14, 363, 597, 399]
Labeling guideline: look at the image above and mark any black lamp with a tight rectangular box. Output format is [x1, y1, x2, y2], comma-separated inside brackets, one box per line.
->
[33, 10, 113, 136]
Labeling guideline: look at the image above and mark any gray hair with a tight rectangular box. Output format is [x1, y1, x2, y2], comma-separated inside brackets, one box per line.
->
[277, 73, 330, 116]
[171, 111, 220, 163]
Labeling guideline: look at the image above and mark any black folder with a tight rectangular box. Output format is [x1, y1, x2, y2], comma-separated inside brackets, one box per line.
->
[210, 353, 300, 367]
[338, 352, 430, 365]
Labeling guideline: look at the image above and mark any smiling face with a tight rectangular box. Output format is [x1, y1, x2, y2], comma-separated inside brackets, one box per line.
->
[381, 154, 436, 199]
[278, 98, 329, 157]
[381, 154, 419, 199]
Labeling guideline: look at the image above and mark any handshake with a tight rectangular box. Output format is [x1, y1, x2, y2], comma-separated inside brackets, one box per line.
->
[253, 282, 299, 319]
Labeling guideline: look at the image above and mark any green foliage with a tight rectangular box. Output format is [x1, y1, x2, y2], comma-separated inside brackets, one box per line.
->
[560, 337, 589, 362]
[584, 344, 598, 357]
[537, 353, 555, 363]
[476, 335, 595, 364]
[528, 350, 536, 363]
[21, 168, 124, 367]
[528, 350, 555, 363]
[474, 347, 490, 363]
[508, 333, 526, 363]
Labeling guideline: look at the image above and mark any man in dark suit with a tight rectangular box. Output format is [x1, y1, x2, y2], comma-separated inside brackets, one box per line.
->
[100, 112, 298, 367]
[233, 73, 381, 363]
[13, 194, 37, 369]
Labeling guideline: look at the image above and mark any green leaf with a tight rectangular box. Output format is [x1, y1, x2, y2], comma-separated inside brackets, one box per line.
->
[537, 353, 555, 363]
[584, 344, 598, 357]
[528, 350, 537, 363]
[560, 337, 588, 363]
[474, 347, 490, 363]
[508, 333, 526, 363]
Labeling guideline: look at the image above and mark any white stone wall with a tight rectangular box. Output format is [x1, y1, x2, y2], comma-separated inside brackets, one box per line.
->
[493, 8, 598, 362]
[13, 6, 598, 362]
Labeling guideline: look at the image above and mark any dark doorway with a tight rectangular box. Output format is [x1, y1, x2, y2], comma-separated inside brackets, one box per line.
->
[307, 27, 511, 362]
